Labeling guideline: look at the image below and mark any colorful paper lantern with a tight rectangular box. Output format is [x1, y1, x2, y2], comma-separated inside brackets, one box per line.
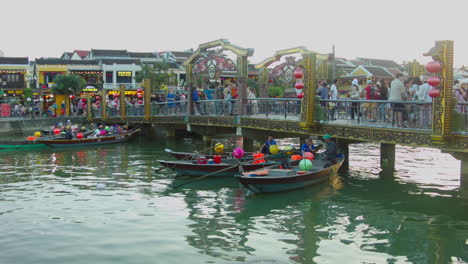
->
[429, 88, 440, 98]
[294, 68, 304, 79]
[76, 133, 83, 139]
[233, 147, 245, 159]
[295, 81, 304, 89]
[297, 92, 304, 99]
[428, 76, 440, 87]
[214, 143, 224, 153]
[302, 152, 315, 160]
[53, 128, 61, 134]
[426, 61, 442, 73]
[299, 159, 313, 170]
[34, 131, 41, 137]
[100, 130, 106, 136]
[269, 145, 279, 154]
[284, 146, 294, 155]
[27, 136, 36, 141]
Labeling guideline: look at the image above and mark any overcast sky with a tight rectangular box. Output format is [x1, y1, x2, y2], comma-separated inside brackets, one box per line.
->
[2, 0, 467, 66]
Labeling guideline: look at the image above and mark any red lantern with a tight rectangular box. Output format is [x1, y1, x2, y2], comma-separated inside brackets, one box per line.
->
[428, 88, 440, 98]
[295, 81, 304, 89]
[426, 61, 442, 73]
[137, 93, 143, 98]
[428, 76, 440, 87]
[297, 92, 304, 99]
[268, 79, 273, 83]
[138, 100, 143, 104]
[53, 128, 61, 134]
[76, 133, 83, 139]
[294, 68, 303, 79]
[69, 95, 75, 99]
[42, 85, 47, 89]
[81, 98, 87, 102]
[137, 87, 143, 92]
[95, 96, 100, 100]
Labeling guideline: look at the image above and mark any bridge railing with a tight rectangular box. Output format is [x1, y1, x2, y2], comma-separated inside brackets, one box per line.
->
[245, 98, 301, 120]
[151, 100, 188, 116]
[317, 99, 432, 130]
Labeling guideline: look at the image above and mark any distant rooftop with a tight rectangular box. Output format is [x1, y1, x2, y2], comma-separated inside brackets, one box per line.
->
[0, 57, 29, 65]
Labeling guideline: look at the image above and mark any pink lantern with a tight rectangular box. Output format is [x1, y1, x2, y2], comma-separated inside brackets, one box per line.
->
[297, 92, 304, 99]
[95, 96, 100, 100]
[53, 128, 61, 134]
[294, 68, 304, 79]
[232, 147, 245, 159]
[426, 61, 442, 73]
[100, 130, 106, 136]
[295, 81, 304, 89]
[428, 88, 440, 98]
[76, 133, 83, 139]
[302, 152, 314, 160]
[137, 93, 143, 98]
[138, 100, 143, 104]
[428, 76, 441, 87]
[81, 98, 87, 102]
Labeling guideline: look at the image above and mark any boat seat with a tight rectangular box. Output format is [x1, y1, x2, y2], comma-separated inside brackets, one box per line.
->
[268, 169, 295, 176]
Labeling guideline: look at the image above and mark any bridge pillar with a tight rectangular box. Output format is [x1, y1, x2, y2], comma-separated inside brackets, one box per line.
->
[452, 153, 468, 190]
[380, 143, 395, 171]
[337, 140, 349, 173]
[242, 137, 255, 152]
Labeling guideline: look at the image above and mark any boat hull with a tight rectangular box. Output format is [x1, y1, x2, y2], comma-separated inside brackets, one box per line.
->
[38, 129, 139, 148]
[0, 140, 47, 150]
[238, 159, 344, 193]
[156, 159, 297, 177]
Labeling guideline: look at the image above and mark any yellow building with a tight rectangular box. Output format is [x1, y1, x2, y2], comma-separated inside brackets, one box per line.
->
[0, 57, 30, 98]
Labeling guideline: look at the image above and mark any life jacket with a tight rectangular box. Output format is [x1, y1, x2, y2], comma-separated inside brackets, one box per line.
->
[252, 152, 265, 164]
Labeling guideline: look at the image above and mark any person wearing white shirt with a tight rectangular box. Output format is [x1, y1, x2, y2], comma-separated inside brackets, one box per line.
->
[418, 76, 432, 128]
[329, 79, 338, 120]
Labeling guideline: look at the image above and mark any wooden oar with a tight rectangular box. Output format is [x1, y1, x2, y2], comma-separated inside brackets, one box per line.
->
[172, 151, 286, 189]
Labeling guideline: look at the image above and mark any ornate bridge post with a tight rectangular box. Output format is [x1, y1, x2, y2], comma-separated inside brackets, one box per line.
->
[86, 93, 92, 120]
[186, 64, 194, 116]
[303, 53, 317, 128]
[258, 67, 268, 98]
[237, 55, 248, 116]
[424, 40, 454, 143]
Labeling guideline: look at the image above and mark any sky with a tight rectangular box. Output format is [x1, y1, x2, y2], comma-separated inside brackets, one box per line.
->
[2, 0, 467, 67]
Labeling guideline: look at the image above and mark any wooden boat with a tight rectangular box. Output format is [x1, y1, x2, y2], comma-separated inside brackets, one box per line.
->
[156, 158, 300, 177]
[237, 158, 344, 193]
[0, 139, 47, 150]
[38, 129, 140, 148]
[164, 148, 294, 162]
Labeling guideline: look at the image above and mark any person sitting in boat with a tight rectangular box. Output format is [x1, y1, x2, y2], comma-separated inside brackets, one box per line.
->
[323, 134, 337, 166]
[64, 128, 73, 140]
[301, 138, 322, 155]
[260, 135, 277, 154]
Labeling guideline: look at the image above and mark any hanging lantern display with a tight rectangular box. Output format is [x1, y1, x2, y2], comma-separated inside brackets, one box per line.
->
[69, 95, 75, 99]
[295, 80, 304, 89]
[426, 61, 442, 73]
[138, 100, 143, 104]
[232, 147, 245, 159]
[137, 87, 143, 92]
[95, 96, 100, 100]
[428, 88, 440, 98]
[297, 92, 304, 99]
[428, 76, 441, 87]
[137, 93, 143, 98]
[294, 68, 304, 79]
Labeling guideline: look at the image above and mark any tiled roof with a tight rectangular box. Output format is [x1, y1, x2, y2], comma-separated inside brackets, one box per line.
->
[171, 51, 192, 58]
[91, 49, 129, 57]
[74, 50, 90, 58]
[0, 57, 29, 65]
[36, 58, 98, 65]
[357, 58, 401, 69]
[128, 52, 156, 58]
[362, 66, 394, 77]
[99, 59, 140, 65]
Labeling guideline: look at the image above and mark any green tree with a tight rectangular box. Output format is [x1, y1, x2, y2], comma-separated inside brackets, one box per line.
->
[135, 62, 173, 91]
[23, 87, 33, 98]
[52, 74, 86, 94]
[268, 86, 284, 97]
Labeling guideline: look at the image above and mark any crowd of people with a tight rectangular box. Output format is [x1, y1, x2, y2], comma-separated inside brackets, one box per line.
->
[316, 74, 468, 128]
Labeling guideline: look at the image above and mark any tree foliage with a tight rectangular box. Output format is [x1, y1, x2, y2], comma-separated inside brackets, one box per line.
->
[268, 86, 284, 97]
[135, 62, 173, 91]
[52, 74, 86, 95]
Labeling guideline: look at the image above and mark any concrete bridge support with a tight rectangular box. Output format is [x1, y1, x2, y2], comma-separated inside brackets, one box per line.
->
[380, 143, 396, 172]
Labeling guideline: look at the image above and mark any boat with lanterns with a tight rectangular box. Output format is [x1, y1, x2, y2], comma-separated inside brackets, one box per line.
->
[38, 128, 140, 148]
[237, 156, 344, 193]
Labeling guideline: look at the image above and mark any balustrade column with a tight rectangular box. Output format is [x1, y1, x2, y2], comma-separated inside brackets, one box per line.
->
[101, 90, 107, 119]
[144, 81, 151, 120]
[86, 94, 92, 120]
[237, 55, 248, 116]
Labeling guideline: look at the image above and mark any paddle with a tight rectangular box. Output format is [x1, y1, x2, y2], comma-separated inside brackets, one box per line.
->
[172, 151, 287, 189]
[154, 138, 235, 172]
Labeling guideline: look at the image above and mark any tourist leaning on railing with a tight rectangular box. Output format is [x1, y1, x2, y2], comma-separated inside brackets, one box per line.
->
[418, 76, 432, 128]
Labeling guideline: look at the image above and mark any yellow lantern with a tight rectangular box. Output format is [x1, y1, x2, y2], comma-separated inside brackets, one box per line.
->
[269, 145, 279, 154]
[284, 146, 294, 155]
[34, 131, 42, 138]
[214, 143, 224, 153]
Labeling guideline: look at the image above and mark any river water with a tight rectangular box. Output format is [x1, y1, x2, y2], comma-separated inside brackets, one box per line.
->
[0, 136, 467, 264]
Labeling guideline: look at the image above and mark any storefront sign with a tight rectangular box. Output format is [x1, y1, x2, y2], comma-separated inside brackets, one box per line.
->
[117, 72, 132, 77]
